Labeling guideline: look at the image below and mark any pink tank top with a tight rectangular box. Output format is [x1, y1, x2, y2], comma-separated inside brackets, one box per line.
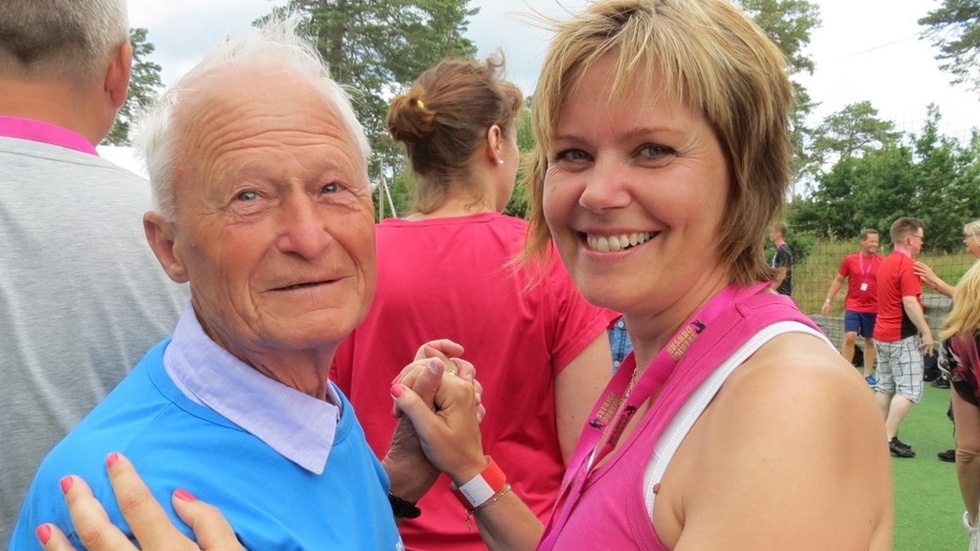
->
[539, 291, 821, 550]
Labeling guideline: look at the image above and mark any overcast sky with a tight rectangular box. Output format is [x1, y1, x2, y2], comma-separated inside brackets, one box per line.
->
[127, 0, 979, 143]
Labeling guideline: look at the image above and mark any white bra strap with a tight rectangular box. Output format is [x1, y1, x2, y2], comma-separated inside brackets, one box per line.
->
[643, 322, 831, 512]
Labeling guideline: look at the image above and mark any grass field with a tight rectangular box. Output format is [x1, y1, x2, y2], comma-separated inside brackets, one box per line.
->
[891, 379, 967, 551]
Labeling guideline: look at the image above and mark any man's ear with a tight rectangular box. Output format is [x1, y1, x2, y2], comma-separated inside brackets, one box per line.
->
[144, 211, 188, 284]
[105, 40, 132, 110]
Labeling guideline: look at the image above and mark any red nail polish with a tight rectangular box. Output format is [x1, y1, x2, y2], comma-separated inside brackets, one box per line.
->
[60, 476, 73, 494]
[174, 488, 197, 502]
[106, 452, 119, 469]
[391, 383, 405, 398]
[36, 524, 52, 544]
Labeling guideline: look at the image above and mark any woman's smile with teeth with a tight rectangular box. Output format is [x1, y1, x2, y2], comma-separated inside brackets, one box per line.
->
[586, 232, 655, 252]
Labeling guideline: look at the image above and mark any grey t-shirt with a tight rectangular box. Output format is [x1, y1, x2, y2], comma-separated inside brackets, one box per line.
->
[0, 136, 187, 543]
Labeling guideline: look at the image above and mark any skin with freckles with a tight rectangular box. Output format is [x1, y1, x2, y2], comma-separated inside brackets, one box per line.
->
[143, 62, 376, 399]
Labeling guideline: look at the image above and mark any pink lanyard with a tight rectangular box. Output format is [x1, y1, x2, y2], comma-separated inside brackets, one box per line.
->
[858, 254, 875, 282]
[538, 283, 768, 550]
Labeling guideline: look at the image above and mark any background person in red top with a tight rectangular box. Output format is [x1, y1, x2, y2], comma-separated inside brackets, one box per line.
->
[873, 217, 935, 458]
[821, 229, 884, 385]
[330, 56, 615, 551]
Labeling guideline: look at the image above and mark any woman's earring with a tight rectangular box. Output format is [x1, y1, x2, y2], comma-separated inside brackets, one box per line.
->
[498, 159, 504, 165]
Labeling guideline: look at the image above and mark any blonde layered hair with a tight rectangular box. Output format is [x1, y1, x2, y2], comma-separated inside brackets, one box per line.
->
[941, 261, 980, 342]
[524, 0, 794, 285]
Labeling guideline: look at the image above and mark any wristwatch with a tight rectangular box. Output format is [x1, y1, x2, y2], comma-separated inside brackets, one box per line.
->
[388, 493, 421, 519]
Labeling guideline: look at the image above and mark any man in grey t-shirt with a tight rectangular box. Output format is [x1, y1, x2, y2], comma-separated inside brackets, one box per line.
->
[0, 1, 186, 542]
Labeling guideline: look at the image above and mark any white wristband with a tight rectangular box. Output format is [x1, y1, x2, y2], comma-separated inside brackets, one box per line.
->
[458, 476, 497, 508]
[451, 457, 506, 509]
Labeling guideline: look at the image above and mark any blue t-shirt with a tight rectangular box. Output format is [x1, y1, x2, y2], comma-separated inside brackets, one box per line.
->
[10, 341, 403, 550]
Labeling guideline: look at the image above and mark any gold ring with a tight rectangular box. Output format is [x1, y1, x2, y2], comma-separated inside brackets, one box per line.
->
[447, 369, 459, 376]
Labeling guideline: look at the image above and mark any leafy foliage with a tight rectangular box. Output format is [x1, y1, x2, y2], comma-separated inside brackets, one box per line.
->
[919, 0, 980, 94]
[790, 105, 980, 252]
[811, 102, 901, 161]
[102, 28, 163, 146]
[735, 0, 822, 191]
[501, 98, 535, 219]
[257, 0, 479, 183]
[374, 171, 413, 219]
[797, 101, 901, 186]
[737, 0, 822, 76]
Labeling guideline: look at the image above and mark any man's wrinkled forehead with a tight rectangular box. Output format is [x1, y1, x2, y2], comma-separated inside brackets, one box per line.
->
[172, 63, 369, 184]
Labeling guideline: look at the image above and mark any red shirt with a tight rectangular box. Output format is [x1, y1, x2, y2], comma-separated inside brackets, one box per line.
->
[838, 252, 884, 313]
[873, 251, 922, 342]
[331, 213, 617, 551]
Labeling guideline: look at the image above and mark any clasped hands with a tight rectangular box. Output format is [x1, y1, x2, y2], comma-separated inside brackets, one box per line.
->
[36, 339, 486, 551]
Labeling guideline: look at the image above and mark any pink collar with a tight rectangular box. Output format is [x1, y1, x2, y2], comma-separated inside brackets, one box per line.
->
[0, 116, 98, 156]
[893, 248, 912, 258]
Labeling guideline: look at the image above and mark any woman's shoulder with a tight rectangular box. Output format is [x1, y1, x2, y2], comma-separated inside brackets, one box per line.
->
[720, 331, 865, 405]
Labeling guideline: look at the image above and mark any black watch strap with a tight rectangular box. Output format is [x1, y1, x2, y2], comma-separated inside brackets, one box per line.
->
[388, 492, 421, 519]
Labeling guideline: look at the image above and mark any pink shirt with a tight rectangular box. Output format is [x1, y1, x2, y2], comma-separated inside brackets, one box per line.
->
[540, 291, 820, 550]
[331, 212, 616, 551]
[0, 116, 97, 155]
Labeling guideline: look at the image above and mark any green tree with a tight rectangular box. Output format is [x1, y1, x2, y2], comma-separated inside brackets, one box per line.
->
[790, 144, 919, 239]
[908, 106, 980, 251]
[801, 101, 901, 182]
[735, 0, 822, 194]
[374, 171, 413, 219]
[919, 0, 980, 93]
[258, 0, 479, 183]
[102, 28, 164, 146]
[501, 96, 535, 219]
[792, 105, 980, 251]
[736, 0, 822, 76]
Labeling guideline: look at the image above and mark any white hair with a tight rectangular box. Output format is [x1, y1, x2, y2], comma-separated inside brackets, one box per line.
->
[135, 15, 371, 221]
[0, 0, 128, 83]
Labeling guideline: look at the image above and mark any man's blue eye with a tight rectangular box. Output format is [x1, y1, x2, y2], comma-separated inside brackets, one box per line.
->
[322, 183, 339, 193]
[236, 190, 259, 201]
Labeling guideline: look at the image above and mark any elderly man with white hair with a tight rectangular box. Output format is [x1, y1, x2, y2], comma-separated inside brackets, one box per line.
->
[9, 16, 477, 551]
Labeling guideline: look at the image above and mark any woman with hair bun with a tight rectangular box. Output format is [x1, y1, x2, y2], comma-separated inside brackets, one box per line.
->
[330, 55, 616, 551]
